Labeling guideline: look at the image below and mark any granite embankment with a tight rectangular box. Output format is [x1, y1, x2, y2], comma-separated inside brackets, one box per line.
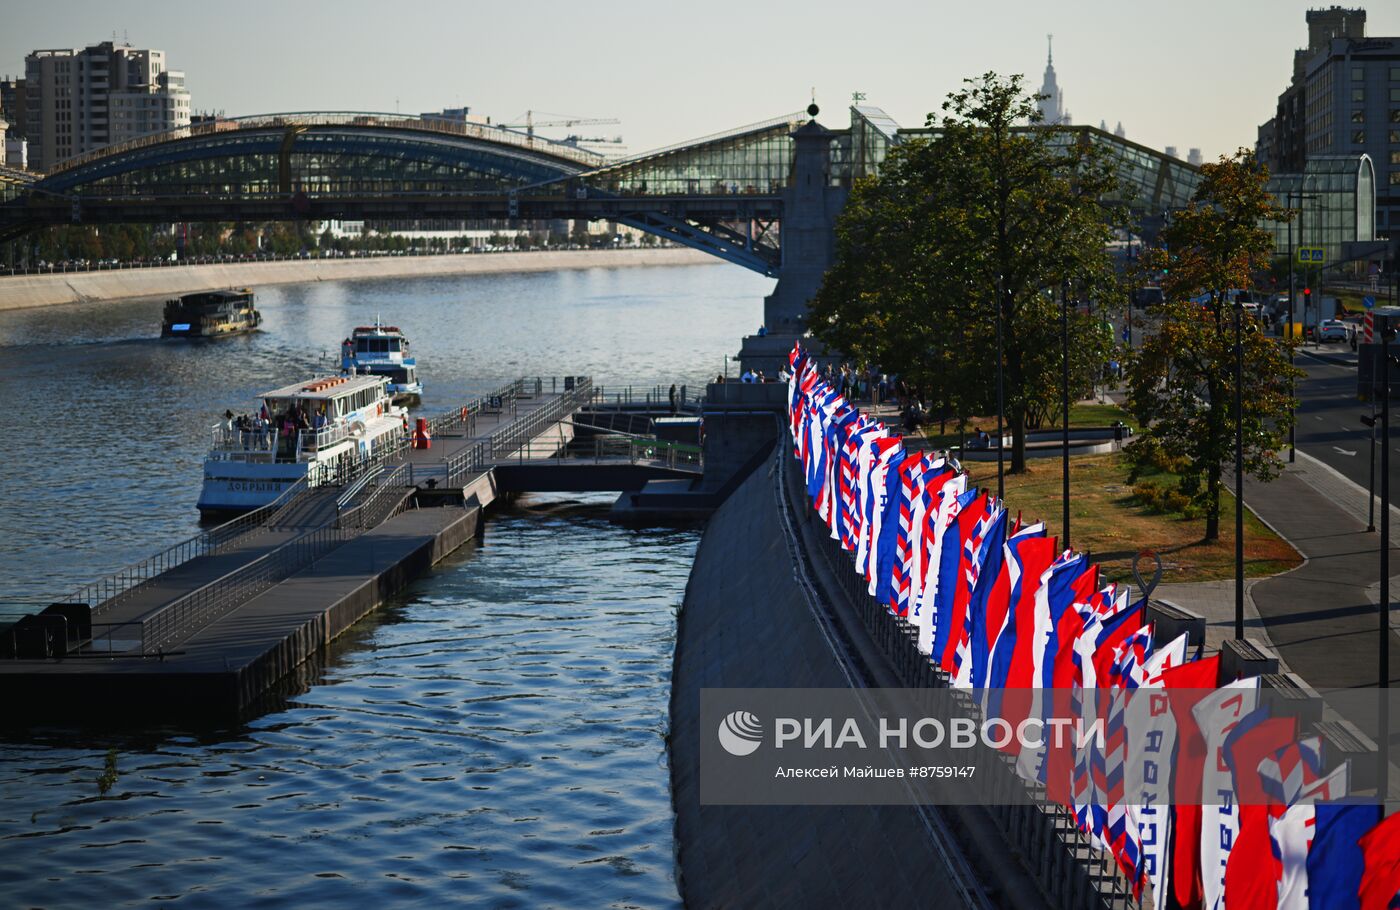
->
[0, 247, 713, 311]
[669, 453, 990, 908]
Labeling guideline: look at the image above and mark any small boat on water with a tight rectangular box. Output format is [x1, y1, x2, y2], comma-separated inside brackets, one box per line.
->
[162, 289, 262, 338]
[197, 373, 407, 514]
[340, 320, 423, 405]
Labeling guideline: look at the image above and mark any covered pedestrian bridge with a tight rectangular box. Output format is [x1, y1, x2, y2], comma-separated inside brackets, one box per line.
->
[0, 104, 1378, 274]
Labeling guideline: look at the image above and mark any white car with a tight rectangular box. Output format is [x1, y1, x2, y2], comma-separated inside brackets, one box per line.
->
[1315, 320, 1348, 343]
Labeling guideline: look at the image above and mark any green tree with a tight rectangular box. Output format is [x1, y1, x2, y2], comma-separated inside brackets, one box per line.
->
[810, 72, 1122, 470]
[1126, 150, 1298, 541]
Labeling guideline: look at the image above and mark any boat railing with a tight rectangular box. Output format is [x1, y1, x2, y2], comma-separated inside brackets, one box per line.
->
[296, 422, 351, 456]
[64, 476, 313, 613]
[209, 424, 278, 458]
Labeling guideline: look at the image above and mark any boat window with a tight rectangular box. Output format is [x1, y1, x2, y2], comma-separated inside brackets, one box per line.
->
[356, 339, 370, 353]
[388, 338, 401, 352]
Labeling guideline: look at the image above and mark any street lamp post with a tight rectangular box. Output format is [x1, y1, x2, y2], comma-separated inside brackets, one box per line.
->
[1062, 279, 1071, 550]
[1286, 191, 1318, 463]
[1381, 346, 1392, 800]
[1233, 293, 1245, 640]
[1369, 396, 1378, 532]
[996, 275, 1006, 502]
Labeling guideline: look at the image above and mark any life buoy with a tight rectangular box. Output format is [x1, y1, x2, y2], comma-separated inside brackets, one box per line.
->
[348, 419, 367, 437]
[460, 407, 468, 422]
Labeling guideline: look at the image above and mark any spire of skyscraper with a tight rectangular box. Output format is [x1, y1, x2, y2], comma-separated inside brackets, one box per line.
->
[1036, 34, 1068, 125]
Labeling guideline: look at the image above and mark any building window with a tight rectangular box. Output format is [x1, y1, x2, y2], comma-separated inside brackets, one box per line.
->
[1393, 130, 1400, 143]
[1392, 171, 1400, 185]
[1354, 129, 1367, 144]
[1354, 110, 1366, 123]
[1353, 66, 1365, 81]
[1392, 67, 1400, 81]
[1353, 88, 1366, 102]
[1393, 110, 1400, 123]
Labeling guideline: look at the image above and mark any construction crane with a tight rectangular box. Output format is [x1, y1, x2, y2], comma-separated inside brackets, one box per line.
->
[498, 110, 620, 139]
[561, 134, 628, 156]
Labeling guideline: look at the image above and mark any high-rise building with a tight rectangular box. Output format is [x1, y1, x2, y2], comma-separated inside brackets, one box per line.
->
[23, 41, 191, 171]
[0, 77, 24, 139]
[1036, 35, 1070, 125]
[1188, 148, 1203, 166]
[1256, 7, 1400, 234]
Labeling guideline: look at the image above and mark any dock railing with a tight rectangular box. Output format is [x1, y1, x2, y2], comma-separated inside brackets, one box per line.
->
[443, 379, 595, 485]
[67, 477, 314, 613]
[337, 463, 415, 530]
[502, 432, 703, 471]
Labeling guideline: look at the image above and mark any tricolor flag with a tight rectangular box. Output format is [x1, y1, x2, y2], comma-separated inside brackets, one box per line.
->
[1219, 710, 1298, 910]
[1192, 676, 1262, 910]
[1267, 760, 1350, 910]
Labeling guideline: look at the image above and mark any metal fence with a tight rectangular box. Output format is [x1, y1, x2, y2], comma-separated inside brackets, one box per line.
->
[138, 521, 355, 655]
[337, 464, 415, 531]
[443, 380, 595, 485]
[66, 477, 313, 613]
[775, 441, 1138, 910]
[501, 433, 703, 471]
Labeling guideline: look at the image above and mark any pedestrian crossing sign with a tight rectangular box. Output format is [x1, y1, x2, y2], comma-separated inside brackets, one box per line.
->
[1297, 246, 1325, 264]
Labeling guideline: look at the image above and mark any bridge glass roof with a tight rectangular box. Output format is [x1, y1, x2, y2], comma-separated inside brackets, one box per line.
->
[579, 114, 805, 196]
[36, 127, 588, 199]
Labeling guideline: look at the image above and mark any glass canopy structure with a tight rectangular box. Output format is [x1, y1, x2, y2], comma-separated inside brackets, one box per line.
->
[1266, 155, 1377, 265]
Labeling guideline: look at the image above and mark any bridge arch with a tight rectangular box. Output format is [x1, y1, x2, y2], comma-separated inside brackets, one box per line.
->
[33, 112, 600, 198]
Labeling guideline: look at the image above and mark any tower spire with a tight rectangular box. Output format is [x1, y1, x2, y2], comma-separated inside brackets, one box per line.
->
[1047, 33, 1053, 65]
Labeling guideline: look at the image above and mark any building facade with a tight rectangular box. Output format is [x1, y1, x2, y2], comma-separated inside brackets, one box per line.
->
[23, 41, 191, 172]
[1258, 8, 1397, 237]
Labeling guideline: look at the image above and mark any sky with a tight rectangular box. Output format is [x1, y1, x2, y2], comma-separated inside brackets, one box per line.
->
[2, 0, 1397, 162]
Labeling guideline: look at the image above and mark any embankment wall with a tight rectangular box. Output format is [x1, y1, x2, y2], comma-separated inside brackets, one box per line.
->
[669, 456, 974, 907]
[0, 247, 714, 311]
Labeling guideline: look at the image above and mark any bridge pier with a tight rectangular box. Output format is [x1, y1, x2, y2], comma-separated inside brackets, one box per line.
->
[738, 118, 848, 377]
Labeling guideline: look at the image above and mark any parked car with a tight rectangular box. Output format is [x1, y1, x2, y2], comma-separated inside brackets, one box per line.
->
[1315, 319, 1348, 343]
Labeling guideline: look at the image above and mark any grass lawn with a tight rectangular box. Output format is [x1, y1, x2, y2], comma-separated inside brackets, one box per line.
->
[918, 399, 1140, 451]
[961, 453, 1301, 587]
[926, 400, 1301, 586]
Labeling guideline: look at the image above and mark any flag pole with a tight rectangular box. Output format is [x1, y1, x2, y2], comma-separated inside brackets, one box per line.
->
[1061, 278, 1071, 550]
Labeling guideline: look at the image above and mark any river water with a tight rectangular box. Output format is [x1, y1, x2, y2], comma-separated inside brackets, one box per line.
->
[0, 260, 773, 908]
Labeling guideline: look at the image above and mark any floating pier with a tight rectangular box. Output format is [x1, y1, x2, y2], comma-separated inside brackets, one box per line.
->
[0, 377, 713, 723]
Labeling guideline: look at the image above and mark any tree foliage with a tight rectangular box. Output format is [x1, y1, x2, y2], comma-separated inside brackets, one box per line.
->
[1126, 150, 1298, 541]
[809, 72, 1123, 469]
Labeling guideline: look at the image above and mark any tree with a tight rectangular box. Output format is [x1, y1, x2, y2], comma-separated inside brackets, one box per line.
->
[1125, 150, 1298, 541]
[809, 72, 1122, 470]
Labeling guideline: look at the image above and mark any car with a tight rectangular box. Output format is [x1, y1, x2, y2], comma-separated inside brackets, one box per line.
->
[1315, 319, 1348, 343]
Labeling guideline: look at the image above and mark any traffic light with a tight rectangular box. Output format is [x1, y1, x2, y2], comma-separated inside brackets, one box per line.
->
[1304, 287, 1311, 299]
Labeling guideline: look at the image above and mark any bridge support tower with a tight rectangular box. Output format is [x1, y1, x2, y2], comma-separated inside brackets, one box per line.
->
[737, 118, 848, 376]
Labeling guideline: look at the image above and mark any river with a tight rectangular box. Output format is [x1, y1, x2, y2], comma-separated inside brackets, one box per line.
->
[0, 261, 773, 907]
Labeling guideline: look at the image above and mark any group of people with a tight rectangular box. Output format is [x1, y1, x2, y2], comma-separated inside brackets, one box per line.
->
[223, 404, 329, 455]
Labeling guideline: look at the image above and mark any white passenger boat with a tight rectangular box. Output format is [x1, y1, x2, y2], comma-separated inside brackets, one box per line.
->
[197, 374, 407, 514]
[340, 320, 423, 405]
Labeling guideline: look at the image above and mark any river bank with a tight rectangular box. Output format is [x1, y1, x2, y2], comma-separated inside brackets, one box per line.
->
[0, 247, 714, 311]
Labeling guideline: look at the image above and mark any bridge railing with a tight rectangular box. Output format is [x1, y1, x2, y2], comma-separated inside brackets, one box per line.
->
[65, 477, 313, 613]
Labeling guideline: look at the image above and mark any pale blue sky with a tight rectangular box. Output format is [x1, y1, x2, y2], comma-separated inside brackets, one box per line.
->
[2, 0, 1396, 161]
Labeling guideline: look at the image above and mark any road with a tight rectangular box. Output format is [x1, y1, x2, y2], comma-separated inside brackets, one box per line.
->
[1292, 343, 1397, 509]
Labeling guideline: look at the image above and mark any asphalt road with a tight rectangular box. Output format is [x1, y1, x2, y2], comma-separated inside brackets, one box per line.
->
[1292, 344, 1399, 504]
